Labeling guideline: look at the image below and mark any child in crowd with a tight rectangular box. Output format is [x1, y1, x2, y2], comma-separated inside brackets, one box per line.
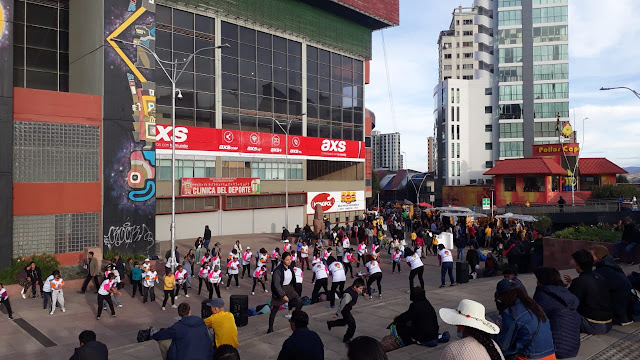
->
[42, 271, 54, 310]
[0, 283, 13, 320]
[50, 270, 65, 315]
[142, 265, 158, 303]
[208, 265, 222, 299]
[357, 241, 367, 268]
[131, 262, 143, 298]
[258, 248, 269, 280]
[327, 278, 366, 343]
[392, 247, 403, 273]
[161, 268, 176, 311]
[323, 248, 333, 263]
[142, 258, 151, 272]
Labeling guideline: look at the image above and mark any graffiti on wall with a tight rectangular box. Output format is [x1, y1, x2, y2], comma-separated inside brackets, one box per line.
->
[103, 0, 157, 253]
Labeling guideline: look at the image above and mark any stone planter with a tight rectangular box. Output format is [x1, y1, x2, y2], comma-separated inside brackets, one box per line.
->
[543, 237, 640, 270]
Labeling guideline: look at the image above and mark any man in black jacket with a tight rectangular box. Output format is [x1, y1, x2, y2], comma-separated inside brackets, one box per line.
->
[277, 310, 324, 360]
[613, 217, 640, 265]
[392, 287, 439, 346]
[281, 227, 291, 241]
[268, 252, 302, 333]
[591, 245, 633, 325]
[565, 249, 613, 334]
[69, 330, 108, 360]
[26, 262, 43, 298]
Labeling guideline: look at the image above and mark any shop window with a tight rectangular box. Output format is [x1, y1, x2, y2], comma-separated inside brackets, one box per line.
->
[523, 176, 545, 192]
[504, 177, 516, 192]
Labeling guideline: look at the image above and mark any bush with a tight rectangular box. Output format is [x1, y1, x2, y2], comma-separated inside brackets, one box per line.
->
[0, 254, 60, 285]
[103, 251, 146, 263]
[552, 225, 622, 243]
[590, 184, 640, 199]
[532, 215, 552, 236]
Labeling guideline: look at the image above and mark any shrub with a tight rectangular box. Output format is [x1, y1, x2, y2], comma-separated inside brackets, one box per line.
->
[590, 184, 640, 199]
[552, 225, 622, 243]
[0, 254, 60, 285]
[103, 251, 146, 263]
[532, 215, 552, 236]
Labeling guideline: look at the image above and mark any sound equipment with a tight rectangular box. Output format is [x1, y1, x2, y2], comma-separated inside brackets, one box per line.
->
[230, 295, 249, 327]
[456, 261, 469, 284]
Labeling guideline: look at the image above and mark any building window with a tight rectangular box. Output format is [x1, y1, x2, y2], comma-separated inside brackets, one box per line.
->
[456, 107, 460, 122]
[499, 48, 523, 64]
[498, 10, 522, 26]
[485, 106, 493, 114]
[499, 104, 522, 119]
[534, 102, 569, 118]
[533, 0, 567, 5]
[456, 143, 460, 158]
[462, 42, 473, 48]
[532, 6, 568, 24]
[157, 159, 215, 180]
[498, 66, 522, 82]
[580, 176, 601, 191]
[534, 121, 559, 137]
[456, 88, 460, 103]
[533, 64, 569, 81]
[499, 122, 523, 138]
[443, 65, 452, 70]
[464, 53, 473, 58]
[456, 125, 460, 140]
[463, 19, 473, 25]
[534, 83, 569, 100]
[498, 28, 522, 45]
[470, 179, 477, 185]
[499, 0, 521, 7]
[13, 0, 70, 92]
[533, 44, 568, 61]
[444, 54, 452, 59]
[462, 75, 473, 80]
[499, 141, 524, 157]
[504, 177, 517, 192]
[451, 161, 455, 177]
[463, 31, 473, 36]
[451, 143, 455, 158]
[533, 25, 568, 43]
[485, 124, 493, 132]
[486, 161, 494, 168]
[485, 88, 493, 95]
[462, 64, 474, 70]
[485, 143, 493, 150]
[499, 85, 523, 101]
[523, 176, 545, 192]
[457, 161, 461, 176]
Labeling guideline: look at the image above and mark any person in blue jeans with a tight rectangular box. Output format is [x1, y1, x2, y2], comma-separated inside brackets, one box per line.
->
[203, 225, 212, 252]
[437, 245, 455, 288]
[454, 235, 466, 261]
[613, 217, 640, 265]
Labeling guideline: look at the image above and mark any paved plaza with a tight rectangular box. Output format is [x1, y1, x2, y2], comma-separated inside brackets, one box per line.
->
[0, 233, 638, 360]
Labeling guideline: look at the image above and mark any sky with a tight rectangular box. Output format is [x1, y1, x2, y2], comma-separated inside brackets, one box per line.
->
[365, 0, 640, 172]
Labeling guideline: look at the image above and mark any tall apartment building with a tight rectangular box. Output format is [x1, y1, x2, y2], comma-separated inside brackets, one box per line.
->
[371, 130, 402, 171]
[427, 136, 434, 172]
[434, 0, 569, 197]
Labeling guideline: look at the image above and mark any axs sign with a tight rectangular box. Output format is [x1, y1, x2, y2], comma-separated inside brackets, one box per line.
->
[156, 125, 189, 143]
[321, 139, 346, 152]
[310, 193, 335, 212]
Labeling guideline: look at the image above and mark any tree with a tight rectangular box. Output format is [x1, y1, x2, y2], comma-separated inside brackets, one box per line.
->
[617, 175, 630, 184]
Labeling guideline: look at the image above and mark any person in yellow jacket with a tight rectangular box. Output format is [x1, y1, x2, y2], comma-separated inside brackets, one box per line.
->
[204, 298, 238, 348]
[161, 268, 176, 311]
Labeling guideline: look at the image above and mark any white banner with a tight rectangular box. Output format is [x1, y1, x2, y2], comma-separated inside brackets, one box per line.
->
[307, 191, 366, 214]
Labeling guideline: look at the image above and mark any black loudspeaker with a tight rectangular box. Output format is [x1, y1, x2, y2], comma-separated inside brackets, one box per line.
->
[456, 261, 469, 284]
[230, 295, 249, 327]
[201, 300, 212, 319]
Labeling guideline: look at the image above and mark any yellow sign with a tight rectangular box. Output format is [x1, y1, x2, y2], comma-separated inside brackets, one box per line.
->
[561, 122, 572, 138]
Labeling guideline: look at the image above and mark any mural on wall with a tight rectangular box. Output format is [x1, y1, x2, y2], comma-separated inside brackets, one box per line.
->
[103, 0, 157, 253]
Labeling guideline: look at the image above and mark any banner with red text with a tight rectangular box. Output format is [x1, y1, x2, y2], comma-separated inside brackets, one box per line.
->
[155, 125, 365, 162]
[181, 178, 261, 196]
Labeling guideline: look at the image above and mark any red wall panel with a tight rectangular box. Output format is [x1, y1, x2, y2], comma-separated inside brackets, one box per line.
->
[333, 0, 399, 25]
[13, 183, 102, 216]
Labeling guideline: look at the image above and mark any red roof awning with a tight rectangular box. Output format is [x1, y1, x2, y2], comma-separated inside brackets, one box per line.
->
[484, 158, 567, 176]
[578, 158, 628, 175]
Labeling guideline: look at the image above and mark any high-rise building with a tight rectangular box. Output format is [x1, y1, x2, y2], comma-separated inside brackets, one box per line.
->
[427, 136, 434, 172]
[371, 130, 402, 171]
[433, 0, 569, 200]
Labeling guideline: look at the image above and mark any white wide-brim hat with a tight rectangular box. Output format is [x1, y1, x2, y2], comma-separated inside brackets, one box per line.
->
[439, 299, 499, 335]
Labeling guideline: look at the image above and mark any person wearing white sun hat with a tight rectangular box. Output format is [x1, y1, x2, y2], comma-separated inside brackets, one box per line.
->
[438, 299, 504, 360]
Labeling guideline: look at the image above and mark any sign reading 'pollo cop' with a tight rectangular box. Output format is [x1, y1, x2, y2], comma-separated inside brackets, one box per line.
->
[532, 143, 580, 156]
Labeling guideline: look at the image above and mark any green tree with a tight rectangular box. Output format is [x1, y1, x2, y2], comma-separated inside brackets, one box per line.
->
[590, 184, 640, 199]
[617, 174, 630, 184]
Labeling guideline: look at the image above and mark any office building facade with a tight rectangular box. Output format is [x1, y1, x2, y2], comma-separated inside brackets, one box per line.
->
[371, 130, 402, 171]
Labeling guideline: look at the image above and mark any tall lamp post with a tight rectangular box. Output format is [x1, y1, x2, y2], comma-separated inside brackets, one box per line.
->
[274, 114, 305, 232]
[600, 86, 640, 100]
[112, 39, 229, 271]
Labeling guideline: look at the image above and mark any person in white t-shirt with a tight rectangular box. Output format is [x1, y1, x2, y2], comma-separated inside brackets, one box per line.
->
[327, 257, 346, 308]
[342, 236, 350, 251]
[198, 262, 210, 296]
[241, 247, 253, 279]
[322, 248, 332, 263]
[300, 242, 310, 270]
[364, 255, 383, 299]
[437, 244, 456, 288]
[174, 264, 189, 298]
[142, 265, 158, 303]
[49, 270, 65, 315]
[392, 247, 403, 273]
[251, 265, 268, 296]
[226, 256, 240, 289]
[342, 248, 356, 278]
[97, 273, 118, 320]
[405, 248, 425, 290]
[357, 241, 367, 268]
[292, 266, 303, 297]
[310, 261, 329, 304]
[208, 265, 222, 299]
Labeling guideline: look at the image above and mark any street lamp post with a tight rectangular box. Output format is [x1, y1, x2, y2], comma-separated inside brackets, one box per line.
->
[274, 114, 305, 232]
[600, 86, 640, 100]
[581, 117, 589, 148]
[112, 39, 229, 271]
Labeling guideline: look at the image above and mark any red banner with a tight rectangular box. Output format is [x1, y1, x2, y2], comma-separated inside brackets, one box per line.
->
[156, 125, 365, 162]
[181, 178, 261, 196]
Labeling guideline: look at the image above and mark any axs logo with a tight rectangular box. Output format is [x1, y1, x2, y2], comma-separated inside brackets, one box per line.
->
[310, 193, 335, 212]
[156, 125, 188, 143]
[321, 139, 346, 152]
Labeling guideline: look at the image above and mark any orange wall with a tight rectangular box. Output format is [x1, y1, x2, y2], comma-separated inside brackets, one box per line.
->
[13, 183, 102, 216]
[442, 186, 493, 208]
[13, 87, 101, 124]
[494, 175, 552, 206]
[601, 175, 616, 186]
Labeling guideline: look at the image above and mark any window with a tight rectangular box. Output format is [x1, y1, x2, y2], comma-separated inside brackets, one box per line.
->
[451, 161, 455, 177]
[463, 19, 473, 25]
[456, 107, 460, 122]
[13, 0, 69, 92]
[498, 28, 522, 45]
[534, 121, 558, 137]
[498, 10, 522, 26]
[551, 176, 560, 191]
[251, 160, 303, 180]
[456, 125, 460, 140]
[499, 47, 523, 63]
[462, 75, 474, 80]
[485, 143, 493, 150]
[457, 161, 461, 176]
[504, 177, 517, 192]
[451, 143, 455, 158]
[533, 64, 568, 80]
[444, 54, 452, 59]
[462, 64, 474, 70]
[485, 88, 493, 95]
[486, 161, 494, 168]
[534, 102, 569, 118]
[500, 123, 523, 138]
[533, 44, 568, 61]
[534, 83, 569, 99]
[499, 104, 522, 119]
[470, 179, 477, 185]
[499, 0, 521, 7]
[499, 66, 522, 82]
[464, 53, 473, 58]
[534, 0, 566, 4]
[462, 42, 473, 48]
[443, 65, 452, 70]
[457, 143, 460, 158]
[463, 31, 473, 36]
[533, 25, 568, 43]
[456, 88, 460, 103]
[485, 124, 493, 132]
[580, 176, 601, 191]
[500, 141, 524, 157]
[499, 85, 523, 101]
[532, 6, 568, 24]
[157, 159, 215, 180]
[451, 89, 455, 103]
[523, 176, 545, 192]
[485, 106, 492, 114]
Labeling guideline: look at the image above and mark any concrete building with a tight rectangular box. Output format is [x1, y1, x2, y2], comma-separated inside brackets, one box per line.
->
[427, 136, 434, 172]
[0, 0, 398, 269]
[371, 130, 402, 171]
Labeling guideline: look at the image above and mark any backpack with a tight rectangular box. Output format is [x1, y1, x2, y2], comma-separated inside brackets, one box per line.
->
[137, 327, 152, 343]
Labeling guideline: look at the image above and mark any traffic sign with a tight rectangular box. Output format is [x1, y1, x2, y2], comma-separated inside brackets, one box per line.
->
[482, 198, 490, 210]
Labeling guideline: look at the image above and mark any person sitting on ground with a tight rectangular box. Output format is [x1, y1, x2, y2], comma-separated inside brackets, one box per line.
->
[590, 245, 633, 325]
[495, 279, 556, 359]
[152, 302, 213, 360]
[381, 287, 444, 352]
[347, 336, 389, 360]
[204, 298, 238, 348]
[277, 310, 324, 360]
[533, 267, 580, 359]
[564, 249, 613, 334]
[484, 252, 497, 278]
[438, 299, 503, 360]
[69, 330, 108, 360]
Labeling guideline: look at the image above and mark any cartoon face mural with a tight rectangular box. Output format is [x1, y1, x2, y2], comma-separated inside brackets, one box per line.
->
[127, 150, 156, 201]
